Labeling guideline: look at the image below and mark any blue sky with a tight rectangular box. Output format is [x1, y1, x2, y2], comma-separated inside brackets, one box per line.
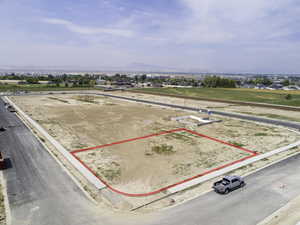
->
[1, 0, 300, 73]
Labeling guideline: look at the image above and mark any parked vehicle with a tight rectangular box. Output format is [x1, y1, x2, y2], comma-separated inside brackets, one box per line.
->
[213, 176, 245, 194]
[7, 105, 16, 112]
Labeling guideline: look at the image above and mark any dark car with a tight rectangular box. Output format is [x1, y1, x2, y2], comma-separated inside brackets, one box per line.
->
[7, 105, 16, 112]
[213, 176, 245, 194]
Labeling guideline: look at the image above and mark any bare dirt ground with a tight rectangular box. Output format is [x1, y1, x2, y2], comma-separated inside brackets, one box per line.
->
[10, 93, 300, 211]
[76, 129, 250, 194]
[117, 91, 300, 123]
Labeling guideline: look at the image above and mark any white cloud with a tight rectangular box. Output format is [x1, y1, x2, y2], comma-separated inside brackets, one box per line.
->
[168, 0, 300, 44]
[1, 0, 300, 72]
[42, 18, 134, 38]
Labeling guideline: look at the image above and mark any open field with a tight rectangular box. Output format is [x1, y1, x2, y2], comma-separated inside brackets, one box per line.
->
[10, 93, 300, 200]
[118, 91, 300, 123]
[133, 88, 300, 107]
[73, 128, 255, 195]
[0, 83, 96, 92]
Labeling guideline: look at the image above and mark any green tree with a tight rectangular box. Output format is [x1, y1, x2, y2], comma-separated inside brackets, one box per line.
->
[141, 74, 147, 82]
[262, 77, 272, 86]
[26, 77, 39, 84]
[282, 80, 290, 86]
[203, 76, 236, 88]
[89, 80, 96, 86]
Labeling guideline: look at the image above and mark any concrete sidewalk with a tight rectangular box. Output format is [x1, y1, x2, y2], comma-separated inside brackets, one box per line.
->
[3, 96, 106, 190]
[168, 140, 300, 193]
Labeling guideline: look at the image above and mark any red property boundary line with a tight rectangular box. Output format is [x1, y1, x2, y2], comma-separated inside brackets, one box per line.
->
[71, 128, 258, 197]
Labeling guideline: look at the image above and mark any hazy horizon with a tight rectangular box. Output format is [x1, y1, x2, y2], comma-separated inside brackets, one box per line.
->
[1, 0, 300, 73]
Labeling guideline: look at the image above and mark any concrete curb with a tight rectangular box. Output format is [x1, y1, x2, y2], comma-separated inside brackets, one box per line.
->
[4, 93, 300, 199]
[133, 150, 300, 211]
[129, 90, 300, 112]
[167, 141, 300, 193]
[256, 195, 300, 225]
[0, 172, 11, 225]
[10, 106, 99, 204]
[4, 96, 106, 190]
[70, 128, 257, 197]
[93, 92, 300, 130]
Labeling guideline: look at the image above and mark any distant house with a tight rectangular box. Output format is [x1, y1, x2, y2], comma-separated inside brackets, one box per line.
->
[112, 81, 132, 86]
[254, 84, 266, 89]
[39, 81, 53, 84]
[152, 83, 163, 88]
[136, 82, 151, 87]
[18, 80, 28, 84]
[163, 85, 194, 88]
[242, 84, 255, 89]
[283, 85, 300, 90]
[268, 84, 283, 90]
[96, 79, 106, 85]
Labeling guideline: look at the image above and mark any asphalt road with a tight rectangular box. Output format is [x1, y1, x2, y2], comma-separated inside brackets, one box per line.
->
[95, 93, 300, 130]
[96, 92, 300, 225]
[0, 99, 114, 225]
[2, 91, 300, 130]
[148, 152, 300, 225]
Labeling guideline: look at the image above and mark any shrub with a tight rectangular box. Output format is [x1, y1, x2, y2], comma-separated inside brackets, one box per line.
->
[285, 94, 292, 100]
[152, 144, 175, 155]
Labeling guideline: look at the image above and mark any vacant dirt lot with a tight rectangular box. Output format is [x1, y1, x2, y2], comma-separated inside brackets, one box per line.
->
[10, 94, 300, 198]
[76, 129, 250, 194]
[117, 91, 300, 123]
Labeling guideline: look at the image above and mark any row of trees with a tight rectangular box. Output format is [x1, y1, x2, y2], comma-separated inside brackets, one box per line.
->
[101, 74, 202, 87]
[0, 74, 51, 81]
[1, 73, 297, 88]
[8, 73, 290, 89]
[1, 73, 99, 87]
[246, 77, 293, 86]
[1, 74, 51, 84]
[202, 76, 236, 88]
[85, 74, 236, 88]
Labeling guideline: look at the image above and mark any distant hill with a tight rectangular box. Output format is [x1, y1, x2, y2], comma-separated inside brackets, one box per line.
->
[0, 65, 299, 76]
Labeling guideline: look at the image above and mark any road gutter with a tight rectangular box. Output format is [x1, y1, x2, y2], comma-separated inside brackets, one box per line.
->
[257, 194, 300, 225]
[167, 141, 300, 193]
[3, 93, 300, 201]
[0, 172, 11, 225]
[15, 113, 99, 204]
[3, 96, 106, 190]
[128, 90, 300, 112]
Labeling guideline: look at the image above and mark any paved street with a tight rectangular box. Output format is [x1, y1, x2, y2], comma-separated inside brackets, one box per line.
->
[148, 153, 300, 225]
[2, 91, 300, 130]
[96, 92, 300, 130]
